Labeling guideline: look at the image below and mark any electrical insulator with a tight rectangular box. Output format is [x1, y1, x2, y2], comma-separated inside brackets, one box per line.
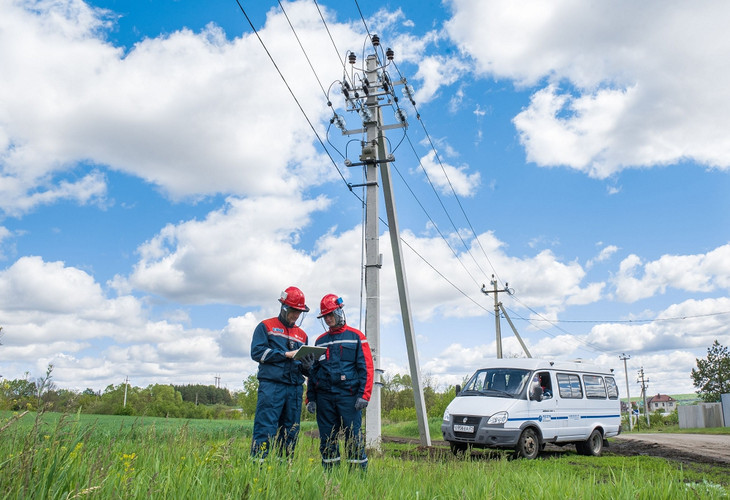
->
[372, 34, 380, 47]
[386, 48, 394, 60]
[359, 106, 373, 122]
[396, 108, 407, 123]
[348, 52, 356, 65]
[342, 85, 350, 99]
[333, 114, 346, 131]
[402, 84, 415, 100]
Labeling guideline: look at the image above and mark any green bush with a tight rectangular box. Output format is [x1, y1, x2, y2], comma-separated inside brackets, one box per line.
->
[386, 407, 417, 422]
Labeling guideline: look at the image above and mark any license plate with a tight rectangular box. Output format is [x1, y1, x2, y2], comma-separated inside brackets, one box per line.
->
[453, 424, 474, 433]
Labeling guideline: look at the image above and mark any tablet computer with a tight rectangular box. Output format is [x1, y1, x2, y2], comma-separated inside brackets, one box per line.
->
[293, 345, 327, 359]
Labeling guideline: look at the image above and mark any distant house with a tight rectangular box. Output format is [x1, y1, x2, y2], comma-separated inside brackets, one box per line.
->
[647, 394, 677, 413]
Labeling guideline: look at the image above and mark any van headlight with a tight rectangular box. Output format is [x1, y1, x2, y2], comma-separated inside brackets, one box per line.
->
[443, 409, 451, 422]
[487, 411, 508, 425]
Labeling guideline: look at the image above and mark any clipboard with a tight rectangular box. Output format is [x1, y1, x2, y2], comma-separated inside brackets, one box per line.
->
[293, 345, 327, 360]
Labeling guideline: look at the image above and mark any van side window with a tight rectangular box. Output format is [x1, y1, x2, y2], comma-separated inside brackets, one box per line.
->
[605, 376, 619, 400]
[584, 375, 607, 399]
[556, 373, 583, 399]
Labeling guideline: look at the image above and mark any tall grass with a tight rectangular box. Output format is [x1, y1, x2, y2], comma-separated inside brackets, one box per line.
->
[1, 410, 728, 499]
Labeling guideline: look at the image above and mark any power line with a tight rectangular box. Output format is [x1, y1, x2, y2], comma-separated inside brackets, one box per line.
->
[277, 0, 329, 99]
[237, 3, 725, 358]
[233, 0, 353, 193]
[522, 310, 730, 324]
[390, 58, 504, 287]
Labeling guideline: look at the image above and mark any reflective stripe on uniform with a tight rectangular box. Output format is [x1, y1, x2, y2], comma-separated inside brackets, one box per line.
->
[317, 338, 359, 348]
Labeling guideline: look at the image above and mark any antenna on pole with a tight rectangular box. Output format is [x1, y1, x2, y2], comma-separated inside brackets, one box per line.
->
[481, 276, 530, 358]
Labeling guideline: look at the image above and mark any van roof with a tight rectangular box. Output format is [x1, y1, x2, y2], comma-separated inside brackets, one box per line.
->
[476, 357, 615, 375]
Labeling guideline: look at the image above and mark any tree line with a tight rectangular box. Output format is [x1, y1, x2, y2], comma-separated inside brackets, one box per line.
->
[0, 365, 457, 422]
[1, 339, 727, 420]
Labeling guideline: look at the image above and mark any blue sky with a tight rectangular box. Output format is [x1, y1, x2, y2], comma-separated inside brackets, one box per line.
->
[1, 0, 729, 397]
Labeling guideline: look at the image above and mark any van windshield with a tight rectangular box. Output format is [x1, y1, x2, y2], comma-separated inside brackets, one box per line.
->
[461, 369, 530, 398]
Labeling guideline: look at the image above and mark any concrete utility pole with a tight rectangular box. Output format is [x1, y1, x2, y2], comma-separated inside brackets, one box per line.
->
[481, 275, 530, 358]
[340, 49, 430, 448]
[637, 367, 650, 427]
[123, 376, 129, 408]
[619, 354, 633, 430]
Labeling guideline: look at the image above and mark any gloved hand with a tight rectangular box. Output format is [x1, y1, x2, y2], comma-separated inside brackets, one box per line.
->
[299, 353, 315, 371]
[355, 397, 368, 410]
[306, 401, 316, 414]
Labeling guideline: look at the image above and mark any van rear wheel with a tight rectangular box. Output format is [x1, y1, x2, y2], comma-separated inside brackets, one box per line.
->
[577, 429, 603, 456]
[514, 428, 540, 459]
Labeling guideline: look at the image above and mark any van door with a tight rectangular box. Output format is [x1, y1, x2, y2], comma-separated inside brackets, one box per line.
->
[529, 371, 560, 440]
[555, 372, 586, 440]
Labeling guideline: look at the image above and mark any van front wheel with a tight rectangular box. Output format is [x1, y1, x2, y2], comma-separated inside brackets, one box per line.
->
[514, 428, 540, 459]
[577, 429, 603, 456]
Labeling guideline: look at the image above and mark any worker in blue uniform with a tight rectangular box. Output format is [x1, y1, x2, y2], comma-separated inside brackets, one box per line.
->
[250, 286, 315, 460]
[306, 294, 374, 470]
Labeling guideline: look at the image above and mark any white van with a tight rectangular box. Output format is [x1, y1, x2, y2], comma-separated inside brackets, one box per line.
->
[441, 358, 622, 459]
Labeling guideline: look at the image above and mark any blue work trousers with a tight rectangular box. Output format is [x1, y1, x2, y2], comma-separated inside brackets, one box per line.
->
[314, 391, 367, 470]
[250, 380, 303, 459]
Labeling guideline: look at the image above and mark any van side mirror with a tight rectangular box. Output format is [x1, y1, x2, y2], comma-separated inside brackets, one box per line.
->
[455, 384, 461, 396]
[530, 385, 543, 402]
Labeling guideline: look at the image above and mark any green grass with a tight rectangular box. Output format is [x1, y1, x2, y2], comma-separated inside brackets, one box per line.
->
[1, 410, 728, 499]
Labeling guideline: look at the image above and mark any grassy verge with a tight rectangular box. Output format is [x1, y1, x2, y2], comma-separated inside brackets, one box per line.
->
[1, 411, 728, 499]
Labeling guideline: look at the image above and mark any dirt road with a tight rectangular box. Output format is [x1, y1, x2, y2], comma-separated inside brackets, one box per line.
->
[380, 432, 730, 468]
[610, 433, 730, 465]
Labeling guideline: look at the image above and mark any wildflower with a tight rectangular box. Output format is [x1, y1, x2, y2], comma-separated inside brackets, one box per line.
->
[69, 442, 83, 460]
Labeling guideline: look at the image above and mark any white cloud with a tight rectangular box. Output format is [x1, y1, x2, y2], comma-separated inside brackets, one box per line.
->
[585, 297, 730, 354]
[412, 55, 470, 104]
[586, 244, 618, 269]
[127, 194, 330, 304]
[445, 0, 730, 176]
[0, 254, 260, 390]
[613, 244, 730, 302]
[219, 313, 260, 358]
[0, 1, 356, 214]
[416, 150, 481, 197]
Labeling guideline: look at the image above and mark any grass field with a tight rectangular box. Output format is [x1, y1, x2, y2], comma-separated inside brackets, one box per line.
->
[1, 410, 728, 499]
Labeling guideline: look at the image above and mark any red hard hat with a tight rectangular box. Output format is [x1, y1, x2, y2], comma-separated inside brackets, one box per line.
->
[317, 294, 344, 318]
[279, 286, 310, 312]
